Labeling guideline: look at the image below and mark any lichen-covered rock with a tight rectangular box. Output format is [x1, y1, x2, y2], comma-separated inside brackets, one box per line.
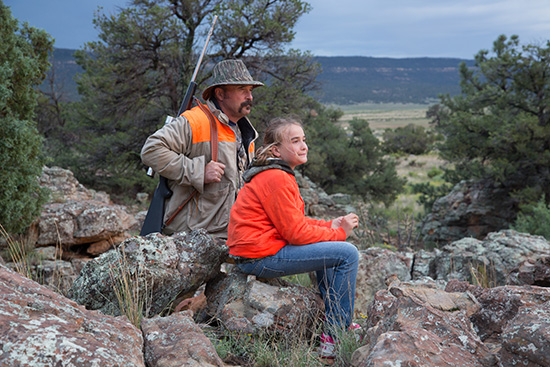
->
[354, 247, 413, 317]
[500, 301, 550, 367]
[508, 256, 550, 287]
[352, 281, 496, 367]
[68, 229, 228, 317]
[0, 264, 144, 366]
[421, 179, 518, 246]
[142, 311, 224, 367]
[413, 230, 550, 286]
[205, 268, 323, 334]
[36, 166, 136, 249]
[446, 280, 550, 366]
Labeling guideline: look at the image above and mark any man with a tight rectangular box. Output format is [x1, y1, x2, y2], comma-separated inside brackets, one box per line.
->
[141, 59, 263, 238]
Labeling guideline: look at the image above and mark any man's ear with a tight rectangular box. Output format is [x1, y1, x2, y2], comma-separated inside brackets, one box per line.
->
[214, 87, 224, 101]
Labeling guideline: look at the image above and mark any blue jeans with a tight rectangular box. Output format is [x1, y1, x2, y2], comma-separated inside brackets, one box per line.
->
[236, 241, 359, 331]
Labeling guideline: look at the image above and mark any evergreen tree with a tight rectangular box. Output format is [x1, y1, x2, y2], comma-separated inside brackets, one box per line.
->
[70, 0, 314, 196]
[302, 111, 405, 205]
[431, 35, 550, 206]
[0, 2, 53, 233]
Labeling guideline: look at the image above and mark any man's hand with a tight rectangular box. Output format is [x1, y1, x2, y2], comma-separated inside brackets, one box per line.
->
[204, 160, 226, 184]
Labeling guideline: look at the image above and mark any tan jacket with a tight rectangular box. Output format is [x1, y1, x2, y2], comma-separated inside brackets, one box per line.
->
[141, 100, 258, 238]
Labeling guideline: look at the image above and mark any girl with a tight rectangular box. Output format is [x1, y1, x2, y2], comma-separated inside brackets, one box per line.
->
[227, 116, 360, 359]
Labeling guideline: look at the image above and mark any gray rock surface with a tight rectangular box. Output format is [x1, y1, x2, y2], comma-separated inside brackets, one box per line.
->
[421, 179, 518, 245]
[0, 264, 145, 366]
[68, 229, 228, 317]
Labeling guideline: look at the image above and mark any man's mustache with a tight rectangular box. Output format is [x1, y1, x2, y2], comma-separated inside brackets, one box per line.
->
[238, 100, 253, 112]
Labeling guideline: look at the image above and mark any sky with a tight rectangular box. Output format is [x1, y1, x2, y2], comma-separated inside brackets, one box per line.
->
[5, 0, 550, 59]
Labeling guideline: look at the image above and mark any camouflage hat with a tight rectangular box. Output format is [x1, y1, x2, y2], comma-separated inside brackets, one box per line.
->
[202, 59, 264, 100]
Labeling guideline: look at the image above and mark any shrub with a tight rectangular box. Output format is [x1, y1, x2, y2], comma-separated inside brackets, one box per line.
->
[382, 124, 436, 155]
[512, 196, 550, 240]
[0, 4, 53, 233]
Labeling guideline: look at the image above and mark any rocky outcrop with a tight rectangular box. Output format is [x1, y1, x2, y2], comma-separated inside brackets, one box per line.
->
[0, 264, 145, 366]
[351, 277, 550, 367]
[68, 229, 228, 317]
[354, 246, 414, 317]
[205, 268, 324, 335]
[508, 256, 550, 287]
[447, 280, 550, 367]
[36, 166, 137, 251]
[421, 179, 518, 246]
[412, 230, 550, 286]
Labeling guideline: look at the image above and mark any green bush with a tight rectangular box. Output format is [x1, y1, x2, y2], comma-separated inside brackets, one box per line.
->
[382, 124, 435, 155]
[0, 4, 53, 233]
[512, 196, 550, 240]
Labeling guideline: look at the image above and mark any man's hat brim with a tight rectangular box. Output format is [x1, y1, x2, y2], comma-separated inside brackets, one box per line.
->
[202, 80, 264, 101]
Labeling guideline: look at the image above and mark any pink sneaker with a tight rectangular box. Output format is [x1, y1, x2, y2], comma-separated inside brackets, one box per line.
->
[349, 322, 363, 341]
[319, 332, 337, 359]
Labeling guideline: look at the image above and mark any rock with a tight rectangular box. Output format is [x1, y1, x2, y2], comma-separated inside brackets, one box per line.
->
[421, 179, 518, 246]
[500, 301, 550, 367]
[413, 230, 550, 286]
[68, 229, 228, 317]
[352, 280, 497, 367]
[142, 311, 224, 367]
[36, 166, 137, 249]
[37, 201, 135, 247]
[39, 166, 111, 203]
[354, 247, 413, 317]
[508, 256, 550, 287]
[0, 263, 145, 366]
[446, 280, 550, 365]
[205, 268, 324, 335]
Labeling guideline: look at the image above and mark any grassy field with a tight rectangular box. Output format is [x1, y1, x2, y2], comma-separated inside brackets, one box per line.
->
[329, 102, 432, 136]
[329, 102, 447, 250]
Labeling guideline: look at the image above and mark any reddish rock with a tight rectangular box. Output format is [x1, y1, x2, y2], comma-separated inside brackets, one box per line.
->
[0, 264, 144, 366]
[142, 312, 224, 367]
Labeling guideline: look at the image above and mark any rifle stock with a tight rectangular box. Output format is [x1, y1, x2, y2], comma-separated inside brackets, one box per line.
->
[139, 16, 216, 236]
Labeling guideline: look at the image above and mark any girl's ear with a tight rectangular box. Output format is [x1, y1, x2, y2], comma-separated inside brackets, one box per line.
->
[272, 145, 281, 157]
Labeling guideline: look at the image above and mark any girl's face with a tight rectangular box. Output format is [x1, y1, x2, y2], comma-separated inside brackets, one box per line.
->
[273, 124, 308, 169]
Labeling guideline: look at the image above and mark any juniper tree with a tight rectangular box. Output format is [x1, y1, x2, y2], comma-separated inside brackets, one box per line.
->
[429, 35, 550, 207]
[0, 2, 53, 233]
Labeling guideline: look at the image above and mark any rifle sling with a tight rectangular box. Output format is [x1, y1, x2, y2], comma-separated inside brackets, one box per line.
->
[164, 99, 219, 227]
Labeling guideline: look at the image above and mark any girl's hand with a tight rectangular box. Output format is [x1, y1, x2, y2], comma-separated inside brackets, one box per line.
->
[340, 213, 359, 237]
[331, 216, 343, 229]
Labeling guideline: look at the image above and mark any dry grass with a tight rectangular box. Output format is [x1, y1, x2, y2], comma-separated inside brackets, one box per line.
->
[108, 243, 149, 328]
[332, 102, 431, 137]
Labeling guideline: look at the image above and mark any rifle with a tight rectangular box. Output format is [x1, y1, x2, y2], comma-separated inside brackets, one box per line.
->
[140, 16, 217, 236]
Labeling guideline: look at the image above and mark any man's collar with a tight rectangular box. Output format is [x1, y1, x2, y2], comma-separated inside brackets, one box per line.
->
[210, 98, 236, 126]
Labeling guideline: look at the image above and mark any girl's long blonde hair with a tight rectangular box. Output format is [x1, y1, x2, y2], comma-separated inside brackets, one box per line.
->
[255, 116, 303, 165]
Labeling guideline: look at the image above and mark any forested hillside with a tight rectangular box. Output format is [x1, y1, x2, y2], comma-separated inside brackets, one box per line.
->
[315, 56, 475, 104]
[44, 48, 473, 105]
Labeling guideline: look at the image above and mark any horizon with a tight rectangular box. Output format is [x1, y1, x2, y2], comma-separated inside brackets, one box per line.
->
[5, 0, 550, 60]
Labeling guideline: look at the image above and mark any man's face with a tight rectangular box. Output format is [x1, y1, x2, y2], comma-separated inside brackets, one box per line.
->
[216, 85, 254, 122]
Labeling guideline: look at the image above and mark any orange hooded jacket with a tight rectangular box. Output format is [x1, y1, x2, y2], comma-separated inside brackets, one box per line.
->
[227, 165, 347, 258]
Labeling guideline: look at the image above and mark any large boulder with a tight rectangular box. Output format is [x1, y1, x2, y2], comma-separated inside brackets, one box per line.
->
[421, 179, 518, 246]
[352, 278, 495, 367]
[413, 230, 550, 286]
[446, 280, 550, 366]
[0, 264, 145, 366]
[205, 267, 324, 335]
[68, 229, 228, 317]
[142, 311, 224, 367]
[354, 247, 414, 317]
[352, 277, 550, 367]
[36, 166, 137, 250]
